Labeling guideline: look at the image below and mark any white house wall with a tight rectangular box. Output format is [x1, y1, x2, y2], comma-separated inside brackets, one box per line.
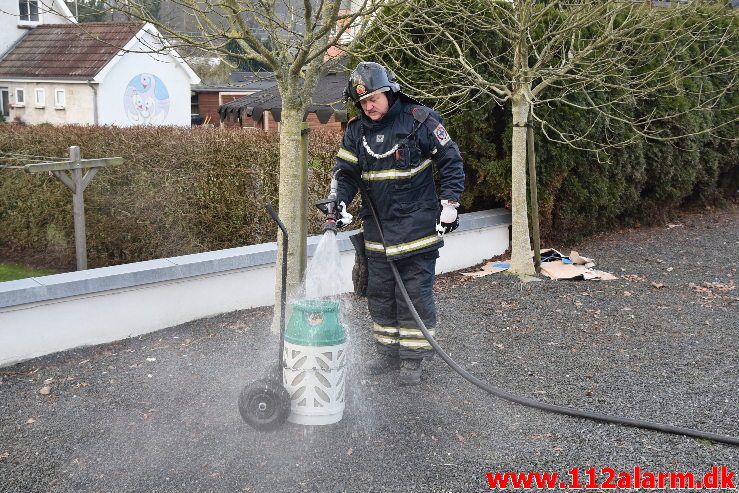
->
[0, 0, 74, 57]
[6, 81, 95, 124]
[0, 13, 24, 57]
[97, 32, 193, 126]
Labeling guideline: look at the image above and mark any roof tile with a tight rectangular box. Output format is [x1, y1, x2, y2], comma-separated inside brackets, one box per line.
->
[0, 22, 145, 79]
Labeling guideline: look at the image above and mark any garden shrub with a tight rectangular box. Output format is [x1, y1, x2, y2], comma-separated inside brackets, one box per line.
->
[0, 125, 339, 269]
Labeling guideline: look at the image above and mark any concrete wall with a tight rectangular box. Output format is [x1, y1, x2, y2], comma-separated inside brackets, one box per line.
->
[6, 81, 94, 124]
[0, 209, 510, 367]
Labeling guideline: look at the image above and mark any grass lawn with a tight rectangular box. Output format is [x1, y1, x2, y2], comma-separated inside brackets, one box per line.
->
[0, 262, 56, 282]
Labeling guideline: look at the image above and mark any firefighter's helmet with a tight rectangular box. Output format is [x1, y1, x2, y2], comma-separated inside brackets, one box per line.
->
[344, 62, 400, 103]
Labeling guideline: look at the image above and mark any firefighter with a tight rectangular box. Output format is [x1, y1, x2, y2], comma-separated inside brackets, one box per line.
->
[331, 62, 465, 386]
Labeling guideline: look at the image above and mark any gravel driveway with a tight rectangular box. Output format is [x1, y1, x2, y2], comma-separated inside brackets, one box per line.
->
[1, 205, 737, 492]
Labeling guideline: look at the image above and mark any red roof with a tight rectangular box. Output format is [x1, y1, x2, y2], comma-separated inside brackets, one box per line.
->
[0, 22, 145, 80]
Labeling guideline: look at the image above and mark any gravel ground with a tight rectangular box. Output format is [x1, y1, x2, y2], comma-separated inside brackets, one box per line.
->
[1, 205, 737, 492]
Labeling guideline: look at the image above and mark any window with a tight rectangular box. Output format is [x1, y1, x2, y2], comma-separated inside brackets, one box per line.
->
[15, 88, 25, 106]
[54, 89, 66, 108]
[1, 89, 9, 118]
[19, 0, 39, 22]
[34, 88, 45, 107]
[190, 92, 199, 116]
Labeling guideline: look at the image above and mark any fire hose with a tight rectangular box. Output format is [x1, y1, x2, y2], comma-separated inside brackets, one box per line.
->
[327, 169, 738, 447]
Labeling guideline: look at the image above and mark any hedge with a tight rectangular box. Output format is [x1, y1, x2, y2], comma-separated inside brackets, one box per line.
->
[0, 125, 339, 269]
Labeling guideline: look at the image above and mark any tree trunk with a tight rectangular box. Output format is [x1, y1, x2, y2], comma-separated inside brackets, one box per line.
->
[273, 105, 309, 331]
[509, 91, 536, 276]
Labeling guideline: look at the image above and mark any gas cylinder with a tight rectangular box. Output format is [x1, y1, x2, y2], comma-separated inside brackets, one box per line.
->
[282, 299, 347, 425]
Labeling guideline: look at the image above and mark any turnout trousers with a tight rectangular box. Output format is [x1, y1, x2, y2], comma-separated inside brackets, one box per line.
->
[366, 250, 438, 360]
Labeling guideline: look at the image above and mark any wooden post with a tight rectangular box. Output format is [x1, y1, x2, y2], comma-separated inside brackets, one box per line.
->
[527, 124, 541, 274]
[69, 146, 88, 271]
[24, 148, 121, 272]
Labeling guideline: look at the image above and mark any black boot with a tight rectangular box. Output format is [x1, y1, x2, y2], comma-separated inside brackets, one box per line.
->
[367, 354, 400, 375]
[399, 358, 423, 386]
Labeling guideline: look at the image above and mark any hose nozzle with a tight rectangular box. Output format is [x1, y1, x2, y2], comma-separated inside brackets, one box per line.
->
[322, 219, 338, 234]
[315, 174, 341, 233]
[315, 200, 339, 234]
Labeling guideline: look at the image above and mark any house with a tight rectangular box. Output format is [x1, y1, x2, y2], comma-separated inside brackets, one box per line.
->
[0, 0, 76, 119]
[0, 19, 200, 125]
[218, 71, 349, 132]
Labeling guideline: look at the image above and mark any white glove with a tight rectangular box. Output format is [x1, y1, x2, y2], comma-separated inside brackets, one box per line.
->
[336, 201, 353, 227]
[436, 200, 459, 235]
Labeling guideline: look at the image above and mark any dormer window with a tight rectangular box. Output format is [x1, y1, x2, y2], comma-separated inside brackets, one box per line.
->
[19, 0, 40, 22]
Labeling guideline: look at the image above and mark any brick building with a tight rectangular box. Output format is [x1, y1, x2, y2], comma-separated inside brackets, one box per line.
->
[218, 71, 349, 132]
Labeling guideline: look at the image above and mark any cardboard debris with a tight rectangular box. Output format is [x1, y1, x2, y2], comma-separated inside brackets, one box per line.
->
[581, 268, 618, 281]
[462, 248, 617, 281]
[569, 250, 594, 266]
[540, 249, 616, 280]
[534, 247, 616, 281]
[539, 261, 616, 280]
[539, 260, 583, 279]
[462, 262, 510, 278]
[539, 248, 564, 262]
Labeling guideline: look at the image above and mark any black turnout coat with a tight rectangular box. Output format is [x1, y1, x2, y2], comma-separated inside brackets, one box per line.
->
[334, 95, 465, 260]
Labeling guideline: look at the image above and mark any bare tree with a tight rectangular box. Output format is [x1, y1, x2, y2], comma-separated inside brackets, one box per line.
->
[362, 0, 738, 276]
[85, 0, 392, 312]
